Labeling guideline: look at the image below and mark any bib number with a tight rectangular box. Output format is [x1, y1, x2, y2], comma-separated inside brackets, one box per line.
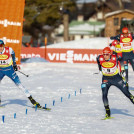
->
[0, 60, 8, 65]
[102, 66, 117, 74]
[107, 69, 110, 72]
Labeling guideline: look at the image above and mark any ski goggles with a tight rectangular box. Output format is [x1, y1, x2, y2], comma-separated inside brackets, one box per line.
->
[0, 44, 4, 47]
[103, 54, 110, 56]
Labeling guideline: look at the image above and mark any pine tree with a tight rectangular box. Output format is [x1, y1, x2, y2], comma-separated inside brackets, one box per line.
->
[24, 0, 76, 38]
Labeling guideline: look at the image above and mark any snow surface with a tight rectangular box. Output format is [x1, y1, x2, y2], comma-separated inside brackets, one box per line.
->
[0, 62, 134, 134]
[21, 57, 48, 63]
[46, 37, 111, 49]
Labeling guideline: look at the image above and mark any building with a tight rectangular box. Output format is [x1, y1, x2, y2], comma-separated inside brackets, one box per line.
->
[53, 0, 134, 42]
[69, 21, 105, 40]
[105, 9, 134, 37]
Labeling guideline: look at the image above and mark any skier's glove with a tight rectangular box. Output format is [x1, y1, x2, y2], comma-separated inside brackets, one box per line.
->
[13, 65, 18, 71]
[118, 56, 122, 61]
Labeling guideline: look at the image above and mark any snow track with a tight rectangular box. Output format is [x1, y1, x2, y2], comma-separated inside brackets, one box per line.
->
[0, 62, 134, 134]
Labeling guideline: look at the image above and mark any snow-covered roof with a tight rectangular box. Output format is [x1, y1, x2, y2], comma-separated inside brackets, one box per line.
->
[105, 9, 134, 18]
[77, 0, 97, 3]
[69, 21, 105, 35]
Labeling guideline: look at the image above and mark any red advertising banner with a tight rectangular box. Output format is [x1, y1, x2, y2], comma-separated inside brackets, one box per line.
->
[0, 0, 25, 64]
[21, 47, 102, 63]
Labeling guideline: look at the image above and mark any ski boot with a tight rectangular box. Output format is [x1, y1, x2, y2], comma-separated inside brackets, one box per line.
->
[28, 96, 51, 111]
[130, 94, 134, 103]
[102, 105, 114, 120]
[105, 105, 111, 118]
[120, 70, 129, 90]
[28, 95, 41, 108]
[125, 82, 129, 90]
[120, 70, 126, 82]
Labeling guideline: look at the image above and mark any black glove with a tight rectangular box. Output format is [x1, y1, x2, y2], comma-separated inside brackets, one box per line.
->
[13, 65, 18, 71]
[118, 56, 122, 61]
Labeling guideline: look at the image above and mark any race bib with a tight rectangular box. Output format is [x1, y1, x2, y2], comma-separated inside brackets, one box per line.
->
[102, 66, 117, 74]
[0, 60, 8, 65]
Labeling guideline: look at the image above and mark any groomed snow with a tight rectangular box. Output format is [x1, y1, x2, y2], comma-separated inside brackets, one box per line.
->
[0, 62, 134, 134]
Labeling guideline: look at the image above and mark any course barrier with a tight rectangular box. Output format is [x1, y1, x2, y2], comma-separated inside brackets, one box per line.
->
[21, 47, 102, 63]
[1, 88, 82, 123]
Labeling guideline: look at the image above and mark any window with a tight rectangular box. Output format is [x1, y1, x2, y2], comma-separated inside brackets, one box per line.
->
[114, 18, 119, 26]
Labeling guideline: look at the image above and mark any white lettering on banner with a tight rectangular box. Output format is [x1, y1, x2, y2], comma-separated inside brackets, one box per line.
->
[0, 37, 20, 44]
[0, 19, 21, 27]
[74, 54, 82, 61]
[21, 53, 41, 59]
[60, 53, 66, 61]
[66, 50, 73, 63]
[48, 53, 56, 60]
[56, 53, 59, 60]
[16, 57, 18, 61]
[82, 54, 90, 61]
[90, 54, 98, 61]
[47, 50, 98, 63]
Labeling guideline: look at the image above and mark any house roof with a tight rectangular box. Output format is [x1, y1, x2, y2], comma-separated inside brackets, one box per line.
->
[105, 9, 134, 18]
[96, 0, 134, 14]
[96, 0, 119, 11]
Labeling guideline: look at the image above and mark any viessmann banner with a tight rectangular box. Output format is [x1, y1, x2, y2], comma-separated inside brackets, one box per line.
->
[21, 47, 102, 63]
[0, 0, 25, 64]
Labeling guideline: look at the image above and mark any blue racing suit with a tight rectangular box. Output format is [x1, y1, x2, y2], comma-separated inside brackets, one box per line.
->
[0, 47, 30, 97]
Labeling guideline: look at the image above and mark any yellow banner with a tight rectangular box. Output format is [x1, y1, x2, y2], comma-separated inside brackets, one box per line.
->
[0, 0, 25, 64]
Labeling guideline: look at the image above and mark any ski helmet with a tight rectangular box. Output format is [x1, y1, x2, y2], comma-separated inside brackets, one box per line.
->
[122, 27, 128, 34]
[0, 40, 4, 46]
[103, 47, 111, 55]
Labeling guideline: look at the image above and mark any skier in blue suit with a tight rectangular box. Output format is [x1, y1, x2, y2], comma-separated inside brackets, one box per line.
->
[0, 40, 42, 108]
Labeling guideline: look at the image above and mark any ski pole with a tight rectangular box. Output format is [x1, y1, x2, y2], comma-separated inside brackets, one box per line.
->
[18, 70, 29, 77]
[93, 72, 101, 75]
[93, 72, 99, 74]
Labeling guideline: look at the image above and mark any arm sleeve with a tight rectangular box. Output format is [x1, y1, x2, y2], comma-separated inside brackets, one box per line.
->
[109, 43, 112, 47]
[110, 34, 120, 41]
[96, 55, 102, 71]
[132, 34, 134, 39]
[10, 48, 16, 66]
[117, 57, 121, 73]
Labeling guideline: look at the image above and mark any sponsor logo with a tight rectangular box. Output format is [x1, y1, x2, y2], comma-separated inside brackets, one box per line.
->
[21, 49, 101, 63]
[115, 44, 121, 48]
[102, 62, 114, 68]
[0, 37, 20, 44]
[21, 53, 41, 59]
[47, 50, 98, 63]
[0, 55, 8, 60]
[0, 19, 21, 27]
[122, 38, 131, 43]
[123, 43, 131, 47]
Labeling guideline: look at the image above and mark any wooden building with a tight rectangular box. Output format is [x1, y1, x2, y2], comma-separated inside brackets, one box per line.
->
[105, 9, 134, 37]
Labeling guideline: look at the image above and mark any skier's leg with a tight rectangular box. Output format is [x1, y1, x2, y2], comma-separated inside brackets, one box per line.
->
[123, 60, 129, 89]
[120, 59, 126, 80]
[101, 80, 111, 117]
[7, 69, 31, 97]
[129, 58, 134, 71]
[113, 75, 134, 104]
[5, 67, 41, 107]
[0, 71, 5, 82]
[0, 71, 5, 105]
